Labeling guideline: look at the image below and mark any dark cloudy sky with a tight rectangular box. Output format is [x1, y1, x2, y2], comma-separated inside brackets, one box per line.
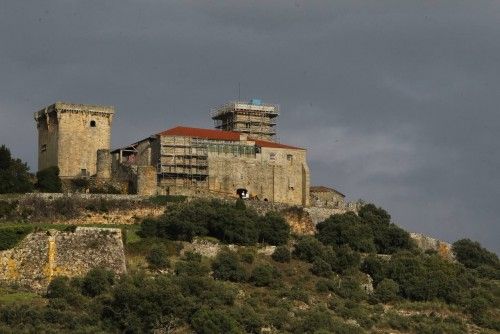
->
[1, 1, 499, 253]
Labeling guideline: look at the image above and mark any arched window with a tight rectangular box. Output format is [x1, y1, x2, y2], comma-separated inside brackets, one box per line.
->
[90, 120, 96, 127]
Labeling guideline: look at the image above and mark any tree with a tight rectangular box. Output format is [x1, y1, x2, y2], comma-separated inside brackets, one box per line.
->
[250, 265, 277, 287]
[212, 250, 246, 282]
[293, 236, 324, 262]
[0, 145, 33, 194]
[190, 308, 242, 334]
[146, 245, 170, 270]
[257, 212, 290, 245]
[81, 267, 114, 297]
[374, 279, 399, 302]
[316, 213, 375, 252]
[272, 246, 291, 263]
[452, 239, 500, 269]
[36, 166, 62, 193]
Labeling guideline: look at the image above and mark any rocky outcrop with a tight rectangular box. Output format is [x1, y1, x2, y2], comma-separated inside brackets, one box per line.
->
[0, 227, 126, 291]
[410, 233, 454, 261]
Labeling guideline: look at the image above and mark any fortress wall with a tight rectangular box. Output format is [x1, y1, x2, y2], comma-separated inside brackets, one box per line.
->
[0, 227, 126, 291]
[207, 147, 310, 206]
[57, 111, 112, 177]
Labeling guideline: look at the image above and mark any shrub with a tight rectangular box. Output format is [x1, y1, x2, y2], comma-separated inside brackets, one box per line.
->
[310, 257, 333, 277]
[81, 268, 114, 297]
[316, 278, 338, 293]
[212, 250, 246, 282]
[175, 252, 210, 277]
[257, 212, 290, 245]
[35, 166, 62, 193]
[71, 178, 89, 190]
[235, 198, 246, 210]
[316, 212, 375, 252]
[53, 197, 79, 218]
[146, 245, 170, 269]
[374, 278, 399, 302]
[328, 245, 361, 274]
[293, 236, 324, 262]
[361, 254, 387, 285]
[0, 226, 33, 250]
[0, 200, 17, 220]
[46, 277, 71, 299]
[272, 246, 291, 263]
[190, 308, 242, 334]
[239, 250, 255, 264]
[250, 265, 278, 287]
[333, 277, 366, 302]
[0, 145, 33, 194]
[452, 239, 499, 269]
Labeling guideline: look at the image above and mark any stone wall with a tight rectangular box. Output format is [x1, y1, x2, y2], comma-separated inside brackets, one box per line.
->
[137, 166, 157, 196]
[0, 227, 126, 291]
[207, 147, 310, 206]
[410, 233, 454, 261]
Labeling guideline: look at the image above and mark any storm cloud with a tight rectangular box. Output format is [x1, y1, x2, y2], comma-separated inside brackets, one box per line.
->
[1, 0, 499, 253]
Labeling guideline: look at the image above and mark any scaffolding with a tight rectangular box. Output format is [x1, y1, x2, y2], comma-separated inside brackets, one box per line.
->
[157, 136, 258, 188]
[158, 136, 209, 188]
[210, 101, 279, 141]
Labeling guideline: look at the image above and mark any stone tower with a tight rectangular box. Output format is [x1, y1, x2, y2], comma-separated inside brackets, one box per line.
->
[34, 102, 114, 178]
[211, 99, 279, 141]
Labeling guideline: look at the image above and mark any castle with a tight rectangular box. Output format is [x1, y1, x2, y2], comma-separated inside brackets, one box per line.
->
[34, 100, 347, 208]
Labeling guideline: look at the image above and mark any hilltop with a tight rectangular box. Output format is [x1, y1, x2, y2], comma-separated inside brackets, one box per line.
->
[0, 196, 498, 333]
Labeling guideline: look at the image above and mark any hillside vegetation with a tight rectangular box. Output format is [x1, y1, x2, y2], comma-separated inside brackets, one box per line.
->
[0, 199, 498, 333]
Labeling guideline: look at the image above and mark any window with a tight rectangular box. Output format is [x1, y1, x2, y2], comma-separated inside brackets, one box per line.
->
[287, 154, 293, 162]
[90, 120, 96, 127]
[81, 169, 88, 176]
[269, 152, 276, 160]
[41, 144, 47, 152]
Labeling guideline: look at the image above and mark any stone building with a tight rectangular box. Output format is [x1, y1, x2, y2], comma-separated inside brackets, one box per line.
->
[310, 186, 346, 208]
[34, 99, 316, 206]
[34, 102, 114, 178]
[112, 125, 310, 206]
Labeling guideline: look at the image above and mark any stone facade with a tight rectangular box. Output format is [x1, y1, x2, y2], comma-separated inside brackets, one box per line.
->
[114, 126, 311, 206]
[310, 186, 346, 209]
[0, 227, 126, 291]
[34, 102, 114, 178]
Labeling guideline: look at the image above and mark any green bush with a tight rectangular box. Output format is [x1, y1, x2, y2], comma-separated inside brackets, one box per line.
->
[239, 249, 255, 264]
[190, 307, 242, 334]
[374, 278, 399, 302]
[327, 245, 361, 274]
[257, 212, 290, 245]
[316, 212, 375, 252]
[0, 200, 17, 219]
[81, 268, 114, 297]
[333, 277, 367, 302]
[272, 246, 291, 263]
[361, 254, 387, 285]
[452, 239, 499, 270]
[293, 236, 324, 262]
[310, 257, 333, 277]
[0, 145, 33, 194]
[250, 265, 278, 287]
[0, 226, 33, 250]
[212, 250, 246, 282]
[35, 166, 62, 193]
[315, 278, 337, 293]
[175, 252, 210, 277]
[146, 245, 170, 270]
[139, 199, 288, 246]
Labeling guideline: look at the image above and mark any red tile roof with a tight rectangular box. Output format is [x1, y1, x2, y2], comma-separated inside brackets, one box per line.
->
[156, 126, 304, 150]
